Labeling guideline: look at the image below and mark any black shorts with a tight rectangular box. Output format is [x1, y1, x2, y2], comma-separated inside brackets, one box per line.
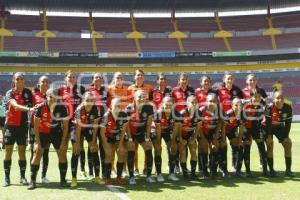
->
[0, 117, 5, 127]
[39, 130, 62, 150]
[4, 125, 28, 146]
[151, 131, 172, 143]
[244, 128, 265, 141]
[107, 134, 121, 144]
[226, 127, 239, 140]
[71, 127, 93, 143]
[271, 128, 289, 143]
[203, 129, 219, 142]
[132, 133, 147, 144]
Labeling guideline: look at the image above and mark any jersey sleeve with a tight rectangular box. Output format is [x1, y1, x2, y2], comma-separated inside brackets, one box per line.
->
[34, 104, 43, 118]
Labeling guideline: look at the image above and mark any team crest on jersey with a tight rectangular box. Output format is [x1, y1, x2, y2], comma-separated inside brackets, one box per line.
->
[233, 91, 237, 96]
[90, 115, 94, 120]
[282, 113, 287, 118]
[142, 112, 147, 118]
[55, 113, 60, 118]
[118, 120, 123, 125]
[24, 93, 29, 99]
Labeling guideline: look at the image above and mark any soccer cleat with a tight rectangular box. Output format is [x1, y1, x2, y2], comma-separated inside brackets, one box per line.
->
[134, 169, 140, 177]
[116, 177, 127, 185]
[245, 172, 253, 178]
[105, 178, 113, 185]
[88, 174, 95, 181]
[60, 180, 70, 188]
[27, 181, 36, 190]
[122, 171, 128, 178]
[111, 170, 117, 179]
[156, 174, 165, 182]
[3, 178, 10, 187]
[222, 171, 229, 178]
[20, 177, 29, 185]
[174, 166, 180, 175]
[234, 171, 242, 177]
[129, 177, 136, 185]
[80, 171, 87, 178]
[168, 173, 179, 181]
[285, 171, 295, 178]
[94, 176, 105, 185]
[146, 176, 156, 183]
[70, 178, 78, 188]
[269, 170, 278, 178]
[41, 177, 50, 184]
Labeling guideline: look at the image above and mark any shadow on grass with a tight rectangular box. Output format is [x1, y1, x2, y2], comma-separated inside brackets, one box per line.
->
[111, 170, 300, 193]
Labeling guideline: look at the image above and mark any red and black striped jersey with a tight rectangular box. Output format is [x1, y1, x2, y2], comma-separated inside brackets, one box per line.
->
[126, 103, 154, 135]
[198, 106, 220, 135]
[217, 85, 243, 113]
[35, 101, 68, 134]
[101, 111, 128, 138]
[171, 85, 195, 112]
[5, 88, 33, 126]
[152, 86, 172, 111]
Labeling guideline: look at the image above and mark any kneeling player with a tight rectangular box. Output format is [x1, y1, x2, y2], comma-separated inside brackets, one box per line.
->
[28, 89, 69, 189]
[100, 98, 128, 185]
[265, 91, 294, 177]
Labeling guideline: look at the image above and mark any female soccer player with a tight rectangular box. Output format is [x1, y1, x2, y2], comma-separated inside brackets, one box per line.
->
[153, 96, 180, 181]
[126, 90, 155, 184]
[128, 69, 154, 175]
[28, 88, 70, 189]
[70, 92, 103, 187]
[58, 70, 86, 177]
[221, 98, 244, 177]
[242, 73, 268, 171]
[86, 73, 107, 179]
[177, 96, 200, 180]
[218, 73, 243, 173]
[3, 72, 34, 187]
[243, 91, 268, 177]
[100, 98, 128, 185]
[265, 91, 294, 177]
[198, 94, 222, 179]
[30, 75, 51, 184]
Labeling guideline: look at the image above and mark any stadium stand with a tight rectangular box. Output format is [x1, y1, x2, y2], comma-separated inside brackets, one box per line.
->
[4, 36, 44, 51]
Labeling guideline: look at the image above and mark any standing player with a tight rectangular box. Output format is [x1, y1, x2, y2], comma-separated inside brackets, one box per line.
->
[28, 89, 70, 189]
[218, 73, 243, 172]
[70, 92, 103, 187]
[198, 94, 222, 179]
[172, 73, 195, 112]
[177, 96, 200, 180]
[152, 73, 172, 111]
[3, 72, 34, 187]
[58, 70, 85, 178]
[107, 72, 130, 177]
[100, 98, 128, 185]
[126, 90, 155, 184]
[265, 91, 294, 177]
[30, 76, 51, 184]
[107, 72, 130, 110]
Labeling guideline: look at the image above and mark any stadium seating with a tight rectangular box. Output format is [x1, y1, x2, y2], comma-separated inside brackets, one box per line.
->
[4, 37, 44, 51]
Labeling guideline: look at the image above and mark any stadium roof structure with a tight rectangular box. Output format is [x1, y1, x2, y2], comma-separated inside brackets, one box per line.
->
[0, 0, 300, 12]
